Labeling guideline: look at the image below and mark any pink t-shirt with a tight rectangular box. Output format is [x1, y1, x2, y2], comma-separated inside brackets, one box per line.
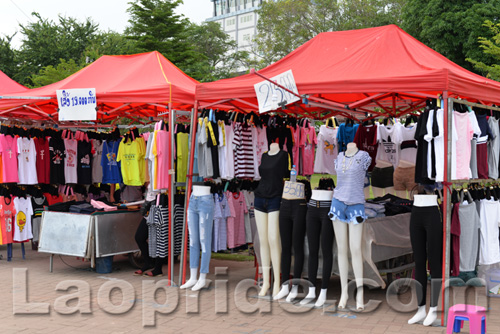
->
[453, 111, 474, 180]
[154, 130, 171, 190]
[226, 191, 247, 249]
[300, 125, 317, 175]
[0, 135, 19, 183]
[64, 139, 78, 184]
[291, 125, 301, 169]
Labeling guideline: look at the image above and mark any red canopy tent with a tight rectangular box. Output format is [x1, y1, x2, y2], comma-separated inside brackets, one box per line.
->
[0, 70, 27, 94]
[0, 51, 198, 123]
[196, 24, 500, 119]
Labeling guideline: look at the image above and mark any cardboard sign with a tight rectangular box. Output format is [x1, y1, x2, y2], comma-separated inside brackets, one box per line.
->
[254, 70, 300, 113]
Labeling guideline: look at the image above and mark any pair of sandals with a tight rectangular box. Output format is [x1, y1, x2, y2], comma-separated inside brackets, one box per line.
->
[134, 266, 163, 277]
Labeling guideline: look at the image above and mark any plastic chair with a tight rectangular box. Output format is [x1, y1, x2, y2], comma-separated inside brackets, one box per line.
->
[446, 304, 486, 334]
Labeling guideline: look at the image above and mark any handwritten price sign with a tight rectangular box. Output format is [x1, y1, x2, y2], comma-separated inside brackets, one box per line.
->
[56, 88, 97, 121]
[254, 70, 300, 114]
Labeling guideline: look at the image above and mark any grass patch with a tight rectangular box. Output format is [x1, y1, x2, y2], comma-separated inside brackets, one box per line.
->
[211, 252, 254, 262]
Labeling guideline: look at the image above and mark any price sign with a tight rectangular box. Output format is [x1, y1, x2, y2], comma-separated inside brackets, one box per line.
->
[254, 70, 300, 114]
[57, 88, 97, 121]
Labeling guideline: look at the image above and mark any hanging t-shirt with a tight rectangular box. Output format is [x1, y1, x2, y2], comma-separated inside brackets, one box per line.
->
[458, 200, 480, 272]
[177, 132, 189, 183]
[0, 135, 19, 183]
[300, 125, 317, 176]
[217, 122, 229, 180]
[376, 123, 402, 167]
[77, 140, 92, 185]
[333, 150, 372, 205]
[146, 132, 158, 193]
[13, 196, 33, 242]
[91, 139, 103, 184]
[452, 111, 474, 180]
[290, 125, 301, 169]
[49, 137, 66, 184]
[212, 193, 230, 252]
[153, 130, 170, 189]
[17, 137, 37, 185]
[224, 123, 235, 180]
[31, 196, 48, 243]
[197, 119, 213, 178]
[226, 191, 247, 249]
[64, 139, 78, 184]
[34, 137, 50, 184]
[353, 124, 377, 171]
[117, 138, 146, 186]
[0, 196, 15, 245]
[414, 111, 433, 184]
[398, 125, 417, 166]
[337, 123, 359, 152]
[479, 199, 500, 265]
[252, 125, 268, 180]
[233, 122, 255, 178]
[207, 120, 220, 179]
[101, 140, 122, 184]
[425, 108, 445, 182]
[487, 117, 500, 180]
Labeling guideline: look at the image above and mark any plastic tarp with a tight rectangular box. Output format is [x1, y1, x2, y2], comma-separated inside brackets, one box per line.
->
[0, 70, 27, 94]
[0, 51, 198, 121]
[196, 25, 500, 110]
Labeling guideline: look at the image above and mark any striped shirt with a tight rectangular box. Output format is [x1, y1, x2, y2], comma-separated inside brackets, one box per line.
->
[333, 151, 371, 205]
[233, 123, 255, 178]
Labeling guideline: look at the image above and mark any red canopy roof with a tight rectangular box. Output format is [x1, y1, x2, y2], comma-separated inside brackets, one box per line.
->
[0, 51, 198, 122]
[0, 70, 27, 94]
[196, 25, 500, 118]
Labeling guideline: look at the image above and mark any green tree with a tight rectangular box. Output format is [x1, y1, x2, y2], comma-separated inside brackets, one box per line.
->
[467, 20, 500, 81]
[402, 0, 500, 72]
[185, 21, 249, 81]
[30, 58, 83, 88]
[83, 31, 139, 64]
[125, 0, 197, 71]
[16, 12, 99, 85]
[255, 0, 406, 66]
[0, 34, 18, 79]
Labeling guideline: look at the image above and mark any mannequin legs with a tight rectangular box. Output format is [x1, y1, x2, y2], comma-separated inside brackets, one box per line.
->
[255, 209, 281, 297]
[333, 220, 364, 310]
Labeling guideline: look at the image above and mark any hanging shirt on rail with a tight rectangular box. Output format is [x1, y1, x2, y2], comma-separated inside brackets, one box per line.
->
[49, 137, 65, 184]
[337, 122, 359, 152]
[376, 123, 402, 167]
[101, 140, 122, 184]
[353, 124, 377, 171]
[17, 137, 37, 185]
[64, 138, 78, 184]
[153, 130, 170, 189]
[300, 124, 317, 176]
[34, 137, 50, 184]
[0, 196, 15, 245]
[13, 196, 33, 242]
[117, 137, 146, 186]
[0, 135, 19, 183]
[91, 139, 103, 184]
[233, 122, 255, 178]
[77, 140, 92, 185]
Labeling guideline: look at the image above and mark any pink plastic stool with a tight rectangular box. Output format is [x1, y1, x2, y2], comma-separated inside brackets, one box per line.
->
[446, 304, 486, 334]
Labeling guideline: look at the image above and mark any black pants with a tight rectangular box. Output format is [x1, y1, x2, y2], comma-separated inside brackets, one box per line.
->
[135, 218, 165, 274]
[279, 199, 307, 284]
[306, 204, 334, 289]
[410, 206, 442, 307]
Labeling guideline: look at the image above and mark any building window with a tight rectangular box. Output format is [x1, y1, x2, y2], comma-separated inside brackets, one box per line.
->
[240, 14, 253, 24]
[245, 0, 253, 8]
[226, 18, 236, 27]
[229, 0, 236, 12]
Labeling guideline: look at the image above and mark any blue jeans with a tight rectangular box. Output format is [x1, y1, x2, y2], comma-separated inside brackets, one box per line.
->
[188, 194, 214, 273]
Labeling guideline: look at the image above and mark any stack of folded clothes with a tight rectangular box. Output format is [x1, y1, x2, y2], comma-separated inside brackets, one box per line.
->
[366, 194, 413, 217]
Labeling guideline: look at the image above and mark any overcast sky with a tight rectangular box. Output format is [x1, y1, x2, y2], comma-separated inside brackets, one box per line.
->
[0, 0, 214, 48]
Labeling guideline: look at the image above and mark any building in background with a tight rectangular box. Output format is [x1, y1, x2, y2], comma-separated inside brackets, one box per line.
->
[207, 0, 264, 68]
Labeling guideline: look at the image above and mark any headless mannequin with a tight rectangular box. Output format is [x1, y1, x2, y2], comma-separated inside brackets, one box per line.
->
[274, 180, 306, 302]
[408, 194, 439, 326]
[255, 142, 282, 297]
[333, 143, 365, 310]
[371, 159, 394, 198]
[301, 189, 334, 307]
[181, 185, 212, 291]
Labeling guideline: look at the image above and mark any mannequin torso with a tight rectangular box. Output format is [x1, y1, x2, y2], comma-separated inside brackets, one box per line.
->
[375, 159, 393, 168]
[311, 189, 333, 201]
[192, 185, 211, 196]
[268, 142, 280, 156]
[413, 194, 438, 207]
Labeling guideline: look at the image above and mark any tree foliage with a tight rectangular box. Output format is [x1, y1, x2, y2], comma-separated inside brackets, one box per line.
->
[467, 20, 500, 82]
[0, 34, 17, 79]
[402, 0, 500, 72]
[255, 0, 406, 66]
[185, 21, 249, 82]
[30, 58, 83, 88]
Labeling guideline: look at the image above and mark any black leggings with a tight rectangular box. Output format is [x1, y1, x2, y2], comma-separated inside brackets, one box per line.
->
[410, 206, 442, 307]
[135, 218, 165, 274]
[279, 199, 307, 284]
[306, 204, 334, 289]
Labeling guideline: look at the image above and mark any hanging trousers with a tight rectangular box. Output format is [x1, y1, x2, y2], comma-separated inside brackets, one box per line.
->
[410, 205, 442, 307]
[306, 200, 334, 289]
[134, 217, 165, 274]
[279, 198, 307, 284]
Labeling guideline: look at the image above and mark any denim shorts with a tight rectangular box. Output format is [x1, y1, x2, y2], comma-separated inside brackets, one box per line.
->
[328, 197, 367, 224]
[254, 196, 281, 213]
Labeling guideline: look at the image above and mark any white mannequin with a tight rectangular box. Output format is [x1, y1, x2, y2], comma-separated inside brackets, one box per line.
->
[371, 159, 394, 198]
[275, 180, 306, 302]
[408, 194, 438, 326]
[333, 142, 364, 310]
[256, 142, 282, 297]
[181, 185, 212, 291]
[395, 160, 415, 199]
[301, 189, 334, 307]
